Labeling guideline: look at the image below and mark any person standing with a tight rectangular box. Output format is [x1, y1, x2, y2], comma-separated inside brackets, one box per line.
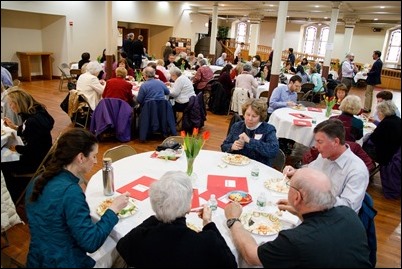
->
[287, 48, 295, 67]
[233, 42, 244, 64]
[122, 33, 135, 64]
[363, 50, 383, 113]
[341, 53, 359, 90]
[132, 35, 145, 69]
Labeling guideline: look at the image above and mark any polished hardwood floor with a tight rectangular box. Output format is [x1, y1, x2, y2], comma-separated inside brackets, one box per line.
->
[1, 79, 400, 267]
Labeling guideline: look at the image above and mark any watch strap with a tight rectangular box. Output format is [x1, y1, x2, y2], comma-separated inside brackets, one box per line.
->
[227, 218, 241, 229]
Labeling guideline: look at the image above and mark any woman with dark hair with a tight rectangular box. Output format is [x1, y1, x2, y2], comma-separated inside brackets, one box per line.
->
[2, 88, 54, 203]
[25, 128, 130, 268]
[218, 63, 235, 95]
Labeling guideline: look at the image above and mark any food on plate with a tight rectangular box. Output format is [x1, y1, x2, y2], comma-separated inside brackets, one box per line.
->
[156, 148, 183, 160]
[222, 154, 250, 165]
[240, 211, 282, 235]
[227, 191, 252, 204]
[292, 104, 306, 111]
[97, 197, 137, 218]
[264, 178, 290, 193]
[187, 222, 201, 232]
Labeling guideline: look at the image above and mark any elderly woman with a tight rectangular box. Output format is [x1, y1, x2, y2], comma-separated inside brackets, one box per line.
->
[116, 171, 237, 268]
[168, 66, 196, 115]
[192, 58, 213, 94]
[25, 128, 130, 267]
[76, 61, 106, 110]
[364, 100, 401, 199]
[330, 95, 364, 142]
[2, 88, 54, 203]
[235, 63, 258, 98]
[221, 99, 279, 167]
[102, 67, 135, 106]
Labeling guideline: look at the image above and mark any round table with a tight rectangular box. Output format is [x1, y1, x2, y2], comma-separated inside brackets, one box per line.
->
[85, 150, 297, 267]
[268, 107, 376, 147]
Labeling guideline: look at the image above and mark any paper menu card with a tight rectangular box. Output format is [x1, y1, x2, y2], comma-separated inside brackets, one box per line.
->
[307, 107, 322, 112]
[293, 119, 312, 127]
[289, 113, 312, 119]
[116, 176, 156, 201]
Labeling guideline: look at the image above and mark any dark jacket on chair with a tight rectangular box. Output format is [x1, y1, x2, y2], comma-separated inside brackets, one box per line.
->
[138, 99, 177, 141]
[182, 93, 206, 133]
[90, 98, 133, 142]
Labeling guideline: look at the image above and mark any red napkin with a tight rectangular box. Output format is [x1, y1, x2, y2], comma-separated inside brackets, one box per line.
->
[307, 107, 323, 112]
[116, 176, 156, 200]
[191, 189, 200, 208]
[293, 119, 312, 127]
[289, 113, 312, 119]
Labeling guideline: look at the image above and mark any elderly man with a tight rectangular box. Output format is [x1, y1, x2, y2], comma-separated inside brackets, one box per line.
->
[341, 52, 359, 90]
[215, 52, 227, 66]
[224, 167, 371, 267]
[284, 119, 369, 212]
[137, 66, 170, 105]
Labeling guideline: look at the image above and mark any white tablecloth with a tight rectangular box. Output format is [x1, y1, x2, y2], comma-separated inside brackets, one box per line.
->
[209, 65, 224, 73]
[85, 150, 297, 267]
[354, 72, 367, 83]
[268, 107, 376, 147]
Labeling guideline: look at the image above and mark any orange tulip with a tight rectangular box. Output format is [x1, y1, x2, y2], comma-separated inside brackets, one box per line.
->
[202, 130, 211, 140]
[193, 128, 199, 136]
[180, 130, 186, 137]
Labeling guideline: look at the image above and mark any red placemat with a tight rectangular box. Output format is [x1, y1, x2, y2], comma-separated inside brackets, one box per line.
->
[191, 188, 200, 209]
[293, 119, 312, 127]
[307, 107, 323, 112]
[116, 176, 156, 200]
[289, 113, 312, 119]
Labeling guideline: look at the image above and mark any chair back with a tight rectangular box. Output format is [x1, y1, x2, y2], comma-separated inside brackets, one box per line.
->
[103, 145, 137, 163]
[227, 113, 243, 135]
[90, 98, 133, 142]
[259, 91, 269, 102]
[272, 149, 286, 171]
[162, 136, 184, 146]
[300, 82, 315, 94]
[230, 87, 251, 116]
[182, 92, 206, 133]
[358, 192, 377, 267]
[297, 101, 316, 107]
[138, 99, 177, 141]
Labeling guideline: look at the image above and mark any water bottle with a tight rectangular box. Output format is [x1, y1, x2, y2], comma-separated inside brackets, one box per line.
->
[256, 192, 267, 210]
[209, 194, 218, 211]
[102, 157, 115, 196]
[251, 165, 260, 180]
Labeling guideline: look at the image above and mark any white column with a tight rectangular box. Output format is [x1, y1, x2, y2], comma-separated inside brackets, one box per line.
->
[105, 1, 114, 55]
[324, 1, 341, 67]
[209, 3, 218, 55]
[343, 17, 359, 56]
[249, 23, 260, 56]
[272, 1, 288, 75]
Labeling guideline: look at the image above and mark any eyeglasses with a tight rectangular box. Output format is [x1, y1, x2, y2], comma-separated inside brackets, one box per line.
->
[286, 180, 303, 200]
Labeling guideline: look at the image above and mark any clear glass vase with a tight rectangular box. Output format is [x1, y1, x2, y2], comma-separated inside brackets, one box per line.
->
[186, 156, 198, 188]
[325, 106, 332, 117]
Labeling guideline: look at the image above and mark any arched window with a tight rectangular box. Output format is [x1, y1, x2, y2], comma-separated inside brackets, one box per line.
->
[236, 22, 247, 44]
[385, 29, 401, 63]
[318, 27, 330, 56]
[303, 26, 317, 54]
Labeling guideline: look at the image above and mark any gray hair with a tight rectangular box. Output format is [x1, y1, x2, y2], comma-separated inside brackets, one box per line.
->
[143, 66, 155, 78]
[169, 66, 182, 77]
[339, 95, 362, 115]
[86, 61, 103, 76]
[128, 33, 134, 39]
[199, 58, 207, 66]
[149, 171, 193, 223]
[293, 168, 336, 210]
[377, 100, 398, 117]
[243, 64, 252, 72]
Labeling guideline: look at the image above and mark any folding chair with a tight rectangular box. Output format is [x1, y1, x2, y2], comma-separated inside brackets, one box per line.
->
[271, 149, 286, 172]
[58, 63, 76, 92]
[103, 145, 137, 163]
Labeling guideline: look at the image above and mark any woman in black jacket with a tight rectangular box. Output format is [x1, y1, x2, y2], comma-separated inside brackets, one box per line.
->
[2, 88, 54, 202]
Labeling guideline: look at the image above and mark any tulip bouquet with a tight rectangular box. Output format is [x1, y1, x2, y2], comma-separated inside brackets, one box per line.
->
[181, 128, 210, 176]
[324, 95, 336, 117]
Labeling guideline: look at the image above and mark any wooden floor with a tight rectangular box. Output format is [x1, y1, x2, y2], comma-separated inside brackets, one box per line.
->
[1, 79, 400, 267]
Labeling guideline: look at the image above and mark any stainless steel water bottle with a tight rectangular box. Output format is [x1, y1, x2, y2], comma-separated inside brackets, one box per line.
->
[102, 157, 114, 196]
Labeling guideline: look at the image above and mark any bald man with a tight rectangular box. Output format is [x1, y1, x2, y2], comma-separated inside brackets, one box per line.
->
[224, 167, 371, 268]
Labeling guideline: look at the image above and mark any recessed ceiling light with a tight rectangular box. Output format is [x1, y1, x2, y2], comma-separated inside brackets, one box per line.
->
[374, 18, 378, 21]
[380, 6, 385, 9]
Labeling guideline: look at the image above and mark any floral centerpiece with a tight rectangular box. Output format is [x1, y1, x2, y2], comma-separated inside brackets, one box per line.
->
[324, 95, 336, 117]
[180, 60, 186, 72]
[135, 70, 143, 83]
[181, 128, 210, 177]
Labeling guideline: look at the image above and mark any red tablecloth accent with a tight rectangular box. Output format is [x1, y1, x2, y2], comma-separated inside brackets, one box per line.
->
[116, 176, 156, 200]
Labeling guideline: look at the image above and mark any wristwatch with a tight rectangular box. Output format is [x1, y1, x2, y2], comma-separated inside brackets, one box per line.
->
[227, 218, 241, 229]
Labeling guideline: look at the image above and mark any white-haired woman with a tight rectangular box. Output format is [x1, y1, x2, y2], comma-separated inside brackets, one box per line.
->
[116, 171, 237, 268]
[76, 61, 106, 110]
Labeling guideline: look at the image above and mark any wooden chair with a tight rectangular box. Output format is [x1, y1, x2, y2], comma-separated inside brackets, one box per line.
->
[13, 132, 62, 207]
[259, 90, 269, 102]
[272, 148, 286, 172]
[103, 145, 137, 163]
